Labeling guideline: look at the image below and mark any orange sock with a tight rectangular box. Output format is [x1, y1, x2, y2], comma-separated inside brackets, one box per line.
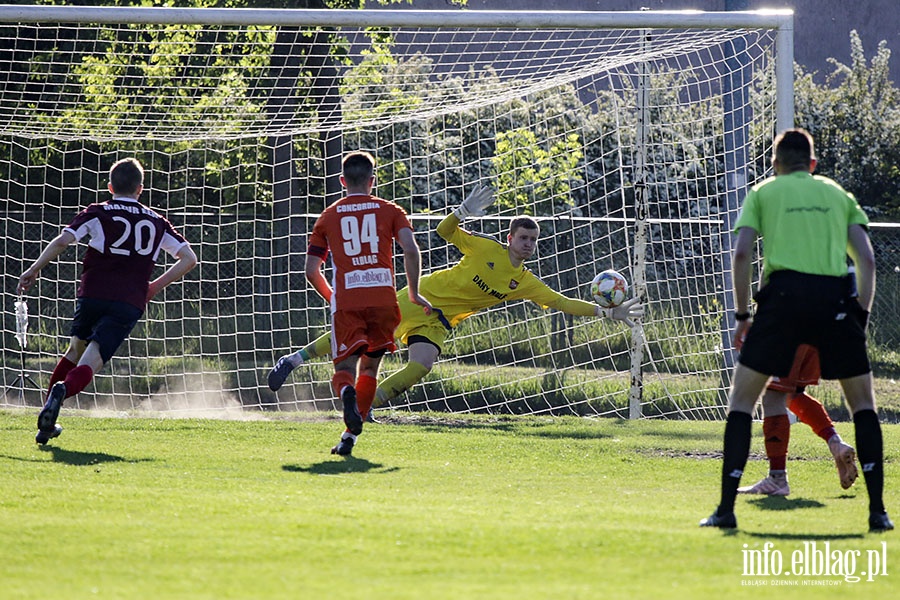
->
[356, 374, 377, 420]
[763, 414, 790, 472]
[788, 392, 836, 442]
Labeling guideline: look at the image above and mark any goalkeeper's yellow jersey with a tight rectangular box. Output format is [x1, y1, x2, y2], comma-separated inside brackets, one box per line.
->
[416, 214, 596, 328]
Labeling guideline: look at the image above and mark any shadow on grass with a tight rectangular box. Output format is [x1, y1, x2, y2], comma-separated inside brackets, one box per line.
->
[706, 528, 741, 538]
[743, 530, 865, 540]
[379, 413, 521, 432]
[375, 413, 615, 440]
[520, 428, 612, 441]
[35, 445, 150, 466]
[747, 495, 827, 511]
[740, 495, 874, 538]
[639, 428, 722, 442]
[413, 421, 615, 441]
[283, 457, 400, 475]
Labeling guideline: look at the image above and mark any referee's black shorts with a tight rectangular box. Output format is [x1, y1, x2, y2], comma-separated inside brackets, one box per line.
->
[738, 270, 870, 380]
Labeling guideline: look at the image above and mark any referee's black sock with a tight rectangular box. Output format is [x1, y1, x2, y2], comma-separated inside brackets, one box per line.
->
[853, 409, 885, 514]
[719, 411, 753, 516]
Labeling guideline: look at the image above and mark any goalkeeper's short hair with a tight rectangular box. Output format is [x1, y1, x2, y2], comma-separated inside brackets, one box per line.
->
[509, 216, 539, 236]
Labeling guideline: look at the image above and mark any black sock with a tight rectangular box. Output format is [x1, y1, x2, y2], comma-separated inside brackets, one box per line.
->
[853, 409, 885, 514]
[719, 411, 753, 515]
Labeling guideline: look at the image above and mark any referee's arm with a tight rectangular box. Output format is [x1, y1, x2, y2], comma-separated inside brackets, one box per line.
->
[847, 223, 876, 312]
[732, 226, 757, 316]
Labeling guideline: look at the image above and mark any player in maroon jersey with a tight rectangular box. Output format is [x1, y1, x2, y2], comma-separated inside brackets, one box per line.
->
[17, 157, 197, 445]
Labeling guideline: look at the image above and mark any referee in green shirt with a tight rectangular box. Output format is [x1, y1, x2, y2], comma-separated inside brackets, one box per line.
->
[701, 128, 892, 532]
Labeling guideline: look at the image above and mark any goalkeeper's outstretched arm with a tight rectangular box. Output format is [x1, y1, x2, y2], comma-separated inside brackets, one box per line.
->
[437, 185, 496, 240]
[549, 294, 644, 328]
[847, 223, 875, 314]
[452, 185, 494, 220]
[597, 297, 643, 328]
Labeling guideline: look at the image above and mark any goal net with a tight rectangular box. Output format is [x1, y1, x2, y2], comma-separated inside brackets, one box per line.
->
[0, 7, 792, 419]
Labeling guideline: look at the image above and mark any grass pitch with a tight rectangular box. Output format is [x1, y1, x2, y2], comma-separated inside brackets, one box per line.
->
[0, 409, 897, 599]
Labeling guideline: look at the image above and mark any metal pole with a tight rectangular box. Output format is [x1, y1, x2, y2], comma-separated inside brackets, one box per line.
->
[0, 6, 795, 30]
[775, 15, 796, 130]
[629, 28, 650, 420]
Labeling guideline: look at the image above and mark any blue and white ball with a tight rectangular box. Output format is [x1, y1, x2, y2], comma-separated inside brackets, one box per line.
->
[590, 270, 628, 308]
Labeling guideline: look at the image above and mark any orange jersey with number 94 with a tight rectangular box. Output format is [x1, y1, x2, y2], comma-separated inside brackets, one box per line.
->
[307, 194, 413, 312]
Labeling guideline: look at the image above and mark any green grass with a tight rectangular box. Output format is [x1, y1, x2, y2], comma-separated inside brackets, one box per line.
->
[1, 410, 898, 599]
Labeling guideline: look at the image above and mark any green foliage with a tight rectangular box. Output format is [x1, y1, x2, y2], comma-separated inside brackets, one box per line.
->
[643, 297, 725, 372]
[794, 31, 900, 218]
[341, 47, 426, 122]
[28, 17, 275, 136]
[492, 129, 583, 215]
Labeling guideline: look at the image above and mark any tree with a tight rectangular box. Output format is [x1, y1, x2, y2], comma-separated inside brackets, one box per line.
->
[794, 31, 900, 219]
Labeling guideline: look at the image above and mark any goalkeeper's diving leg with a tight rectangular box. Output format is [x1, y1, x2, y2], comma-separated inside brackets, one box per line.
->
[268, 334, 441, 412]
[372, 339, 439, 408]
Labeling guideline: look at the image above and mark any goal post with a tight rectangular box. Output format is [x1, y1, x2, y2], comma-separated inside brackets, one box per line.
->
[0, 6, 793, 419]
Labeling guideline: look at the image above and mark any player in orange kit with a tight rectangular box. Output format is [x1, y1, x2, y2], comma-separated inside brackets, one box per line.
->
[304, 151, 431, 455]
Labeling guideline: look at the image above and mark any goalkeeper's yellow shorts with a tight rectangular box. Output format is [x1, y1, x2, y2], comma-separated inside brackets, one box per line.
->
[395, 289, 453, 352]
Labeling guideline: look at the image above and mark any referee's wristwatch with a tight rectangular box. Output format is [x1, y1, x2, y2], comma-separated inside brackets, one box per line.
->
[734, 311, 752, 322]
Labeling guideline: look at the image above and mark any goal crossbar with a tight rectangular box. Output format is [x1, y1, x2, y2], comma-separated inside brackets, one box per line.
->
[0, 6, 793, 29]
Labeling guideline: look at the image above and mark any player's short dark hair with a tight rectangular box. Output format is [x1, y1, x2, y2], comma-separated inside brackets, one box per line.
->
[773, 128, 815, 172]
[509, 217, 539, 236]
[109, 158, 144, 196]
[342, 151, 376, 187]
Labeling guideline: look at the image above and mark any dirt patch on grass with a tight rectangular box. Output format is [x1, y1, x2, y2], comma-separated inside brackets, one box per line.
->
[649, 449, 769, 461]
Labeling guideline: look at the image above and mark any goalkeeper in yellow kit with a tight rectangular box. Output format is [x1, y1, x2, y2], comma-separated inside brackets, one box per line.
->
[268, 186, 643, 421]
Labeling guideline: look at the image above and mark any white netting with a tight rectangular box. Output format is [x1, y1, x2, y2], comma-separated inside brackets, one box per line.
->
[0, 9, 784, 418]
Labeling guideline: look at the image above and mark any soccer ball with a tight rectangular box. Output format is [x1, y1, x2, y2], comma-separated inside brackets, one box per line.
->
[590, 269, 628, 308]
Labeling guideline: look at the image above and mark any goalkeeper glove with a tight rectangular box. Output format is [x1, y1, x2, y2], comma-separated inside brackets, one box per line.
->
[453, 185, 495, 220]
[598, 296, 643, 328]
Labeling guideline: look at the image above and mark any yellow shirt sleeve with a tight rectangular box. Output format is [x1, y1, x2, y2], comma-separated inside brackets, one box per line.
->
[512, 272, 598, 316]
[436, 212, 480, 255]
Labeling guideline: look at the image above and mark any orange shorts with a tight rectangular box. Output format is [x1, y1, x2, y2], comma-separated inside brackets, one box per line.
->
[767, 344, 820, 393]
[330, 305, 401, 364]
